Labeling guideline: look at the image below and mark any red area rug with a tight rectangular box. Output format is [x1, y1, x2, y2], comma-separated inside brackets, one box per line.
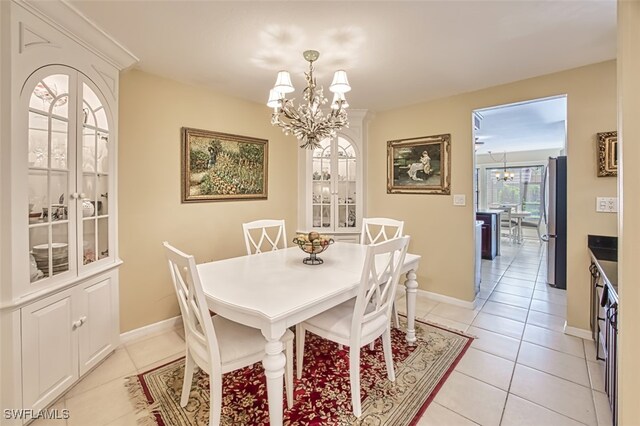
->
[126, 318, 472, 425]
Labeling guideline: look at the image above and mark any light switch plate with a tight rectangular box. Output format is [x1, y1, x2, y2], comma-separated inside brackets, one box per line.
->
[596, 197, 618, 213]
[453, 194, 466, 206]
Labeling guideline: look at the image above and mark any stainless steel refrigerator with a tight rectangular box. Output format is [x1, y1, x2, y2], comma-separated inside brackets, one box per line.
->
[541, 156, 567, 289]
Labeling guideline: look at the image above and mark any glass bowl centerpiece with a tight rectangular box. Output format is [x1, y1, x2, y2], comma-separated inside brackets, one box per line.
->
[293, 232, 334, 265]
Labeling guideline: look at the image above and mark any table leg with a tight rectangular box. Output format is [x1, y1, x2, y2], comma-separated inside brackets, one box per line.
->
[262, 333, 286, 426]
[518, 218, 523, 244]
[404, 269, 418, 346]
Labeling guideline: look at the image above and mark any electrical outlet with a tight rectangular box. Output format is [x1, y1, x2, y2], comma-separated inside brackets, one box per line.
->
[596, 197, 618, 213]
[453, 194, 466, 206]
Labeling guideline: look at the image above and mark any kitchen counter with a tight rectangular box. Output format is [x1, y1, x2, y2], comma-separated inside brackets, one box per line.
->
[587, 234, 618, 425]
[588, 235, 618, 301]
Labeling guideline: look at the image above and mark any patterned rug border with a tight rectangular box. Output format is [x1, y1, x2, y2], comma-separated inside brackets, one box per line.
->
[127, 317, 474, 426]
[406, 319, 473, 425]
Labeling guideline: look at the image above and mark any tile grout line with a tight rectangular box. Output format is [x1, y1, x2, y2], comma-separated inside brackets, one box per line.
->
[497, 241, 540, 426]
[499, 241, 600, 426]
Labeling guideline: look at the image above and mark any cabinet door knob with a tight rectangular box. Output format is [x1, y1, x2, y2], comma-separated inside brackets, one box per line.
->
[79, 316, 87, 325]
[72, 320, 82, 329]
[70, 193, 79, 200]
[79, 193, 86, 199]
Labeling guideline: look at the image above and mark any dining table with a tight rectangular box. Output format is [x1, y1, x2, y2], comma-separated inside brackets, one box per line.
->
[197, 242, 421, 426]
[487, 209, 532, 243]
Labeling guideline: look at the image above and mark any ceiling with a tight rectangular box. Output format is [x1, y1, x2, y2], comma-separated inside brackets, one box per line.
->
[68, 1, 616, 111]
[474, 96, 567, 154]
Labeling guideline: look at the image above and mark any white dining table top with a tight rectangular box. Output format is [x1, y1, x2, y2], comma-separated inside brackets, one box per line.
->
[484, 209, 531, 218]
[197, 242, 421, 325]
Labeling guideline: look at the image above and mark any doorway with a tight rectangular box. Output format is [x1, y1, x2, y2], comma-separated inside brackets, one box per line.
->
[472, 95, 568, 295]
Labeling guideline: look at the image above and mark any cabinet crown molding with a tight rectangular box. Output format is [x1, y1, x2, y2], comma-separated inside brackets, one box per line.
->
[15, 0, 139, 70]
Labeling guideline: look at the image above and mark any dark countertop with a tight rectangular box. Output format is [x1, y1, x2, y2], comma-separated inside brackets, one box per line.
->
[589, 247, 617, 262]
[588, 235, 618, 301]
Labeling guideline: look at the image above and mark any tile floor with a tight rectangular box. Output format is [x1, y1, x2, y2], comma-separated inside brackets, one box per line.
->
[413, 239, 613, 426]
[33, 239, 612, 426]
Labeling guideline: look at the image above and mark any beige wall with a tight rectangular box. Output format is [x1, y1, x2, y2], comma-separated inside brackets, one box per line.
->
[368, 61, 618, 329]
[617, 0, 640, 422]
[118, 70, 298, 332]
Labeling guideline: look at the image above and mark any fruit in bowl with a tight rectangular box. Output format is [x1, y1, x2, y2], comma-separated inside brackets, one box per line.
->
[294, 232, 333, 253]
[293, 232, 334, 264]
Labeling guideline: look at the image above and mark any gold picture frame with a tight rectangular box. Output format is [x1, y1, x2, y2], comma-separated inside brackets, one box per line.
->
[597, 131, 617, 177]
[387, 134, 451, 195]
[181, 127, 268, 202]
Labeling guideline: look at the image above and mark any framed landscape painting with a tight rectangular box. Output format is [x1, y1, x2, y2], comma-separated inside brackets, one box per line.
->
[181, 127, 268, 202]
[387, 134, 451, 195]
[597, 131, 617, 177]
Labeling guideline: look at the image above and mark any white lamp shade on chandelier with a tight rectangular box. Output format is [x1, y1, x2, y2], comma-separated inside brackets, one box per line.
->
[267, 89, 284, 108]
[267, 50, 351, 150]
[331, 92, 349, 110]
[329, 70, 351, 93]
[273, 71, 295, 94]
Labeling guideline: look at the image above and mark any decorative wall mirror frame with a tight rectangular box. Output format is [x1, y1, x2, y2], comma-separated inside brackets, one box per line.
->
[597, 131, 617, 177]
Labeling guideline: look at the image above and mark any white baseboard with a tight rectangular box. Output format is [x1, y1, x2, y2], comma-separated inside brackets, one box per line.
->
[564, 322, 593, 340]
[417, 289, 476, 309]
[120, 315, 183, 344]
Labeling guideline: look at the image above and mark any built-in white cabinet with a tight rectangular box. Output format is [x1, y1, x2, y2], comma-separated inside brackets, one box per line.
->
[25, 66, 115, 293]
[297, 110, 369, 241]
[21, 288, 78, 413]
[0, 1, 136, 422]
[21, 273, 118, 412]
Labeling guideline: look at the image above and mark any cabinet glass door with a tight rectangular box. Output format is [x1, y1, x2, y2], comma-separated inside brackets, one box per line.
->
[312, 139, 333, 229]
[28, 73, 76, 283]
[79, 81, 110, 266]
[336, 136, 357, 230]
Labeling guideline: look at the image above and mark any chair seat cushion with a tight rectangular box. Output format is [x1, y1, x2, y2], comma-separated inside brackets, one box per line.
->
[212, 315, 293, 365]
[303, 299, 389, 342]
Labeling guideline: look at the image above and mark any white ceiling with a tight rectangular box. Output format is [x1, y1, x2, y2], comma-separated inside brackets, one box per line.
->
[474, 96, 567, 154]
[68, 1, 616, 111]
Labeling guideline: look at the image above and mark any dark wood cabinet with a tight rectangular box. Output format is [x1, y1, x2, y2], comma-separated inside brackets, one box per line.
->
[476, 212, 499, 260]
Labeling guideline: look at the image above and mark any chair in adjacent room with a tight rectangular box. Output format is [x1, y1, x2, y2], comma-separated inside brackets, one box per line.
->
[163, 242, 294, 425]
[242, 219, 287, 255]
[295, 236, 410, 417]
[500, 208, 517, 242]
[360, 218, 405, 328]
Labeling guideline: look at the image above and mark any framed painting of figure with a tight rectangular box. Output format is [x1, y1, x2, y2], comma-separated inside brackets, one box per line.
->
[387, 134, 451, 194]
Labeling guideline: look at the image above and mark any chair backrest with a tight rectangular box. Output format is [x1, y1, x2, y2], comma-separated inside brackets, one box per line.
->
[242, 219, 287, 255]
[352, 236, 410, 338]
[163, 242, 220, 369]
[500, 208, 512, 225]
[360, 218, 404, 245]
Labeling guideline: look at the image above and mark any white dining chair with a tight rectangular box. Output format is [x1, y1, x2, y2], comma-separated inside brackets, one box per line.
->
[295, 236, 410, 418]
[360, 218, 404, 328]
[242, 219, 287, 255]
[500, 208, 517, 242]
[163, 242, 294, 425]
[360, 218, 404, 245]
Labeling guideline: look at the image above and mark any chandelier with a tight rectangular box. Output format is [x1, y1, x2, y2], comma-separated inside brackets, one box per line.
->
[267, 50, 350, 150]
[489, 151, 515, 181]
